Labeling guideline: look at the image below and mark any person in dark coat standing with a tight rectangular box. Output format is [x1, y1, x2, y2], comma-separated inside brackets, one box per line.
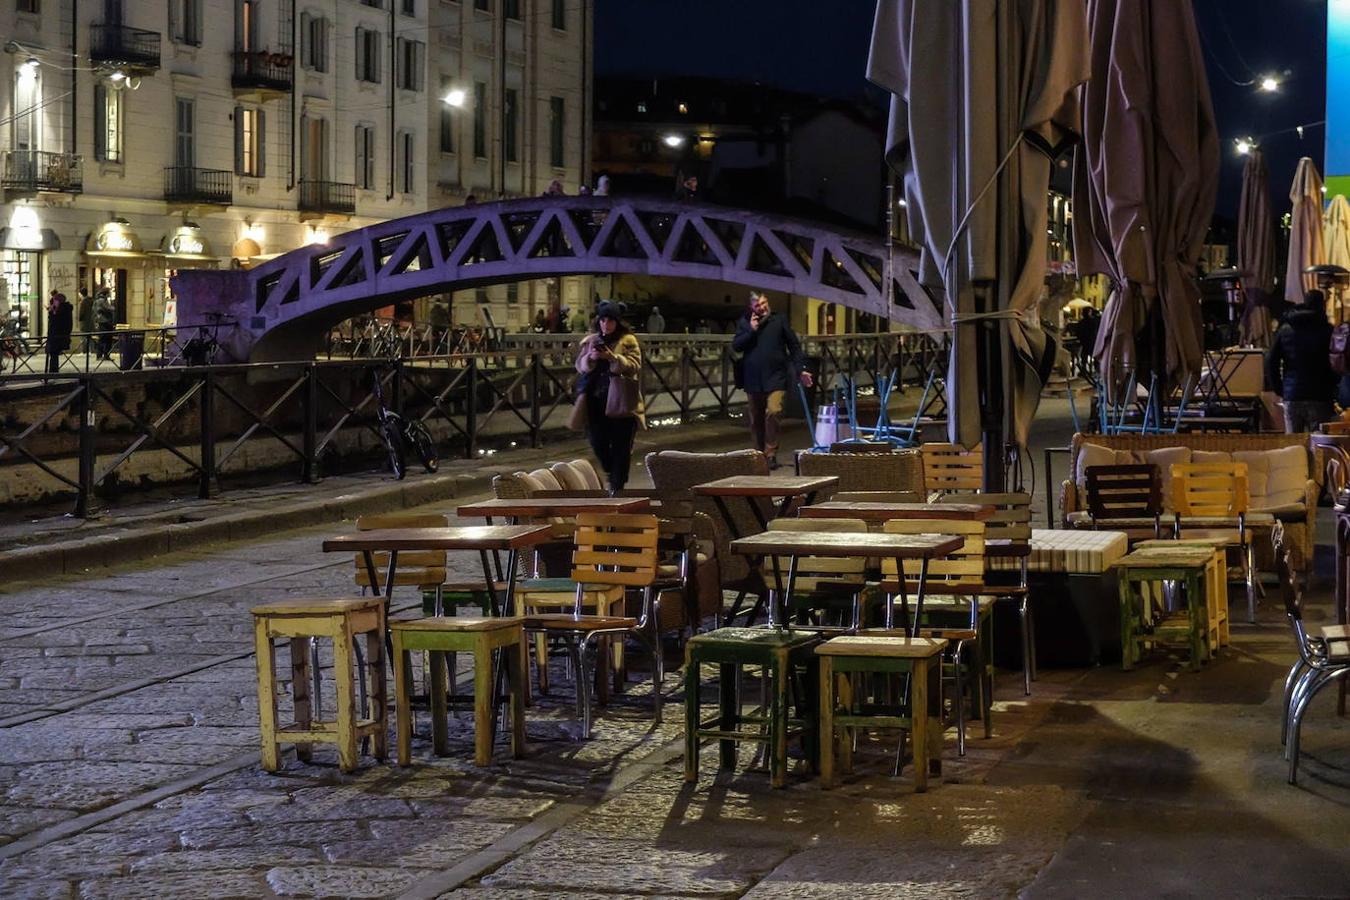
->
[76, 287, 94, 353]
[1265, 289, 1337, 433]
[45, 290, 73, 375]
[94, 289, 115, 360]
[732, 292, 812, 468]
[575, 300, 645, 492]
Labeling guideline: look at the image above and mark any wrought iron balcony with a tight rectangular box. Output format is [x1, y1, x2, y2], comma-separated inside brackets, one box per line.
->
[89, 24, 162, 72]
[2, 150, 84, 195]
[231, 49, 293, 95]
[163, 166, 232, 206]
[298, 180, 356, 216]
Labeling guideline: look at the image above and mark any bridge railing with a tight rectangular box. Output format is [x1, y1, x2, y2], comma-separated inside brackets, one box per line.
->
[0, 332, 946, 516]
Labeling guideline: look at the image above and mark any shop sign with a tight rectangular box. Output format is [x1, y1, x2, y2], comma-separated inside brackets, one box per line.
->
[168, 234, 205, 255]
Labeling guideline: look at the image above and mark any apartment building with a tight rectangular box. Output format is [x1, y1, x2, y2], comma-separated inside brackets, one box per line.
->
[1, 0, 591, 339]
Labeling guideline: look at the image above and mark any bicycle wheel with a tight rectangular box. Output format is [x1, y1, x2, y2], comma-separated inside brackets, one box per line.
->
[380, 419, 407, 480]
[404, 419, 439, 473]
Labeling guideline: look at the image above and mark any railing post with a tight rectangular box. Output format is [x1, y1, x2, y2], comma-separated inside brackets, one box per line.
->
[680, 346, 692, 425]
[529, 352, 542, 448]
[302, 363, 318, 483]
[720, 345, 732, 417]
[465, 357, 478, 459]
[391, 358, 404, 415]
[199, 369, 215, 499]
[74, 376, 95, 518]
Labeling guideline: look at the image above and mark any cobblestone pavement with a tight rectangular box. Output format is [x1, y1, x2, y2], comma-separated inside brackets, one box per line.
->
[3, 408, 1350, 897]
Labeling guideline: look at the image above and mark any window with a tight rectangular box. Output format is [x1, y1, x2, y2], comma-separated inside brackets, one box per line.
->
[234, 106, 264, 176]
[299, 14, 327, 72]
[395, 38, 425, 91]
[474, 0, 488, 10]
[17, 0, 39, 13]
[549, 96, 564, 169]
[169, 0, 202, 45]
[356, 27, 381, 83]
[93, 82, 123, 162]
[438, 76, 454, 154]
[472, 81, 487, 159]
[237, 0, 257, 51]
[355, 124, 375, 189]
[504, 0, 519, 19]
[397, 129, 414, 194]
[506, 283, 518, 305]
[300, 116, 328, 181]
[551, 0, 564, 30]
[401, 0, 414, 13]
[361, 0, 384, 7]
[503, 88, 518, 163]
[175, 97, 195, 168]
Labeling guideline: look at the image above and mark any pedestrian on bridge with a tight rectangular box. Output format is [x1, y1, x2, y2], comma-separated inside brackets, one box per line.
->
[45, 290, 73, 375]
[733, 292, 812, 469]
[575, 300, 645, 493]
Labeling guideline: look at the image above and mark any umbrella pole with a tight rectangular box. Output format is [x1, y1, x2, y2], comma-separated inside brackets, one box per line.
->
[977, 283, 1007, 491]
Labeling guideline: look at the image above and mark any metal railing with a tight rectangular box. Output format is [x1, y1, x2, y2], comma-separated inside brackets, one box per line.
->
[231, 49, 294, 93]
[298, 179, 356, 215]
[89, 24, 162, 70]
[163, 166, 233, 205]
[0, 332, 944, 516]
[1, 150, 83, 194]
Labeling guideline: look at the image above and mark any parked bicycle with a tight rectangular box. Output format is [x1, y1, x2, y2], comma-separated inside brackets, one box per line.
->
[372, 366, 438, 479]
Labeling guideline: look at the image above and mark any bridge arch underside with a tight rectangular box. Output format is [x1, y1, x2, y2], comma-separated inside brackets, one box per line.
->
[246, 199, 943, 360]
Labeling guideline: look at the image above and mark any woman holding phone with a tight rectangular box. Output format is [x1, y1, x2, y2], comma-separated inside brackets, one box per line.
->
[574, 301, 645, 492]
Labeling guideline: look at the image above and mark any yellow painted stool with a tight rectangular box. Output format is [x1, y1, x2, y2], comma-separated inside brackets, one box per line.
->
[252, 596, 388, 773]
[390, 616, 527, 766]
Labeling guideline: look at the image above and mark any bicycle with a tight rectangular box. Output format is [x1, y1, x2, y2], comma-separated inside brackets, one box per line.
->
[372, 366, 438, 479]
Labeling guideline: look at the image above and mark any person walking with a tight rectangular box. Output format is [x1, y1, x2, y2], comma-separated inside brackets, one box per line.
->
[732, 292, 812, 468]
[94, 289, 116, 360]
[575, 300, 645, 492]
[44, 290, 73, 375]
[76, 287, 94, 353]
[645, 306, 666, 334]
[1266, 289, 1337, 433]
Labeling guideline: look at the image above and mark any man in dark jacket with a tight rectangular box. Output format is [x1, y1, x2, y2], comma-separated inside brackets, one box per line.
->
[45, 290, 73, 375]
[1265, 289, 1337, 433]
[732, 292, 812, 468]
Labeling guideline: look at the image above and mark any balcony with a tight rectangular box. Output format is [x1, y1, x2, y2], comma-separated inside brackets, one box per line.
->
[89, 24, 162, 74]
[231, 49, 293, 98]
[298, 180, 356, 218]
[163, 167, 232, 206]
[2, 150, 84, 195]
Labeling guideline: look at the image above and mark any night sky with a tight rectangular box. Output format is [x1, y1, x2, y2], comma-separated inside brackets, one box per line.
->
[595, 0, 1327, 221]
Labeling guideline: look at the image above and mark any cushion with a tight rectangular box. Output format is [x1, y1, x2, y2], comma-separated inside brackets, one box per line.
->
[1075, 442, 1134, 505]
[1264, 445, 1308, 507]
[1191, 449, 1231, 464]
[1231, 451, 1271, 505]
[570, 459, 605, 491]
[527, 467, 563, 491]
[514, 471, 551, 494]
[550, 462, 590, 491]
[1136, 446, 1191, 513]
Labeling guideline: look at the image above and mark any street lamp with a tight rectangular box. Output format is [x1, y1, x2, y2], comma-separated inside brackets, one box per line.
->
[1259, 75, 1280, 92]
[442, 88, 467, 108]
[1235, 137, 1255, 156]
[662, 134, 685, 148]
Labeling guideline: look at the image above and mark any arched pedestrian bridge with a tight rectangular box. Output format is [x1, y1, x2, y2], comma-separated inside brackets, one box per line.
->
[178, 197, 942, 361]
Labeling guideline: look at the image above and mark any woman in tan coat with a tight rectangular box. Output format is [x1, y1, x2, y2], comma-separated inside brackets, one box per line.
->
[575, 300, 645, 492]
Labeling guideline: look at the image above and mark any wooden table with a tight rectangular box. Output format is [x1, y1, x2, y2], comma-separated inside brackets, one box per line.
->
[799, 500, 993, 524]
[693, 475, 839, 531]
[729, 530, 964, 635]
[456, 496, 651, 519]
[322, 524, 554, 615]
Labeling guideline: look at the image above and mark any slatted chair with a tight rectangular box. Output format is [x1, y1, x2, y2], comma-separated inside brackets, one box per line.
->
[1275, 522, 1350, 784]
[353, 513, 450, 608]
[1082, 464, 1164, 540]
[938, 491, 1036, 695]
[763, 517, 876, 631]
[879, 518, 993, 755]
[796, 450, 925, 497]
[920, 443, 984, 498]
[1171, 462, 1259, 623]
[522, 512, 664, 738]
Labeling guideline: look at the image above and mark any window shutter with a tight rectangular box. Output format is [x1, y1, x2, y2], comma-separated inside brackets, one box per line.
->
[257, 110, 266, 177]
[395, 37, 405, 89]
[317, 19, 327, 72]
[373, 36, 381, 83]
[355, 28, 363, 80]
[414, 42, 425, 91]
[233, 105, 243, 174]
[168, 0, 180, 42]
[299, 12, 310, 67]
[94, 83, 107, 161]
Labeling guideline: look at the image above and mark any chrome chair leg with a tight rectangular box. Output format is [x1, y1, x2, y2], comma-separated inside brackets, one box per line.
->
[1281, 658, 1308, 747]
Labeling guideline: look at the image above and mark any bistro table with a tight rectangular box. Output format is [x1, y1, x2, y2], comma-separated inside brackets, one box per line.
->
[730, 530, 965, 636]
[799, 500, 993, 524]
[322, 524, 554, 616]
[456, 496, 652, 519]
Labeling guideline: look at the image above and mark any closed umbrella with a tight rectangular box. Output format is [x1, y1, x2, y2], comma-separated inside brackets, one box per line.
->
[1072, 0, 1219, 408]
[1286, 157, 1325, 304]
[1324, 194, 1350, 322]
[868, 0, 1089, 460]
[1237, 149, 1275, 347]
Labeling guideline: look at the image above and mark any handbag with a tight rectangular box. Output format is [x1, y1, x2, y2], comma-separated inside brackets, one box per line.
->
[566, 393, 589, 431]
[605, 375, 640, 418]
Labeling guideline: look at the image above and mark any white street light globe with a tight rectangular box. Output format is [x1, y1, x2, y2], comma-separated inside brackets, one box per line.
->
[1259, 76, 1280, 93]
[443, 88, 467, 108]
[1235, 138, 1253, 156]
[663, 134, 685, 148]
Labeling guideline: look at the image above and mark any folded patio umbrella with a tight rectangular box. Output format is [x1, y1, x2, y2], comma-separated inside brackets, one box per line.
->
[1237, 149, 1275, 347]
[868, 0, 1088, 459]
[1324, 193, 1350, 322]
[1286, 157, 1325, 304]
[1072, 0, 1219, 405]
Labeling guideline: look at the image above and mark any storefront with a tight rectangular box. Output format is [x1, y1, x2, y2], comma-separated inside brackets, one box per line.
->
[156, 224, 220, 327]
[85, 218, 150, 326]
[0, 205, 59, 340]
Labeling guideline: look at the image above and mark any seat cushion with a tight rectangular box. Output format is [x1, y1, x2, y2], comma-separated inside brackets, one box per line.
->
[1264, 445, 1308, 507]
[550, 461, 590, 491]
[527, 468, 564, 491]
[1133, 446, 1191, 513]
[1075, 442, 1136, 507]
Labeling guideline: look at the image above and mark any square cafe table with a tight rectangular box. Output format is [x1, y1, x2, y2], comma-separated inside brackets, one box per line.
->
[799, 500, 994, 524]
[322, 524, 554, 616]
[693, 475, 839, 533]
[730, 530, 965, 636]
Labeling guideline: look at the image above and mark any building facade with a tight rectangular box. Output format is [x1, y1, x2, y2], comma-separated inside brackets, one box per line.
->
[1, 0, 590, 340]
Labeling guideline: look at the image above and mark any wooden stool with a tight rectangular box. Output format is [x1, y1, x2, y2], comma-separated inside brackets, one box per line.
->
[252, 597, 387, 773]
[816, 633, 947, 792]
[683, 627, 821, 788]
[1135, 539, 1231, 653]
[1115, 547, 1216, 671]
[390, 616, 527, 766]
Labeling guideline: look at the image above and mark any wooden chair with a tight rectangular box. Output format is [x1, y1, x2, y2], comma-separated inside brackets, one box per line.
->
[879, 518, 993, 756]
[1083, 464, 1163, 540]
[920, 443, 984, 498]
[522, 513, 664, 738]
[353, 513, 450, 609]
[1275, 523, 1350, 784]
[763, 517, 876, 631]
[1171, 462, 1258, 623]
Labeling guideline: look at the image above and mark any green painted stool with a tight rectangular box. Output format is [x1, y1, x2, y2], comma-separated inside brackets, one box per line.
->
[683, 626, 821, 788]
[1115, 546, 1215, 671]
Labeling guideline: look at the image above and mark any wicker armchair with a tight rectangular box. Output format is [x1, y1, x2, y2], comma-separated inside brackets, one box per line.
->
[795, 450, 924, 497]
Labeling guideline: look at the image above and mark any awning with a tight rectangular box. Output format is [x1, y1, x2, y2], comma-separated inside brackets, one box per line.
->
[231, 236, 262, 259]
[86, 218, 145, 258]
[161, 225, 217, 261]
[0, 226, 60, 250]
